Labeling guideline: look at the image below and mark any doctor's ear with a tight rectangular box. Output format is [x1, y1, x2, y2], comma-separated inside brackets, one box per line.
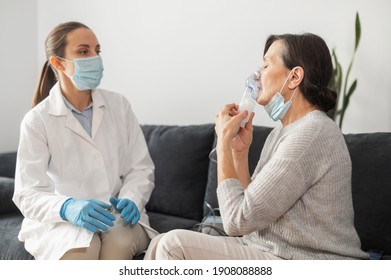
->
[49, 56, 64, 72]
[288, 66, 304, 89]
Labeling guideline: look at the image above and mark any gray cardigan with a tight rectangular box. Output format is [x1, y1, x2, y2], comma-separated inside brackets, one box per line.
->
[217, 110, 368, 260]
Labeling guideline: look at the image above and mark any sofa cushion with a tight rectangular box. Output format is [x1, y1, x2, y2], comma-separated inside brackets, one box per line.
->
[0, 177, 19, 214]
[142, 124, 214, 221]
[344, 132, 391, 255]
[147, 211, 200, 234]
[0, 213, 34, 260]
[204, 125, 273, 215]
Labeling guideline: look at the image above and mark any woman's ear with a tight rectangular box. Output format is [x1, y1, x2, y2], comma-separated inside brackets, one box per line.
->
[49, 56, 64, 72]
[289, 66, 304, 89]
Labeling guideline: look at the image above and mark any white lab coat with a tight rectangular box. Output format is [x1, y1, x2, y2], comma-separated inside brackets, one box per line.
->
[13, 83, 158, 259]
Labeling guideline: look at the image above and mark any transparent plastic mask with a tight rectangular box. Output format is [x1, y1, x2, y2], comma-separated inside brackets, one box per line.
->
[238, 70, 262, 127]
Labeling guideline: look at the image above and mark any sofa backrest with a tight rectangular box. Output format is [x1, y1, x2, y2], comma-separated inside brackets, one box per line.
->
[142, 124, 215, 222]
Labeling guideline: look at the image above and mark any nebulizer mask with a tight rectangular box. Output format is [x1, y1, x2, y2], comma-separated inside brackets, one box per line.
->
[209, 70, 262, 163]
[238, 70, 262, 127]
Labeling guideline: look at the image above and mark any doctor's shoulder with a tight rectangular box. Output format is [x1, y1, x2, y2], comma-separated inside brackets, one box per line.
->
[96, 88, 135, 114]
[20, 97, 52, 130]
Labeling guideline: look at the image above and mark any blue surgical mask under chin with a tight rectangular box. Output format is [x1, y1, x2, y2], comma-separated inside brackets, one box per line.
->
[264, 71, 297, 121]
[264, 92, 292, 121]
[61, 55, 104, 91]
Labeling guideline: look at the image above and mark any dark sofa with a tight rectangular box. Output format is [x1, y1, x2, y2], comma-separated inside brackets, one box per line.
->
[1, 124, 390, 260]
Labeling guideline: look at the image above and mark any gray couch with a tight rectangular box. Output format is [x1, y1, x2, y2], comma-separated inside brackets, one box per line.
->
[1, 124, 390, 259]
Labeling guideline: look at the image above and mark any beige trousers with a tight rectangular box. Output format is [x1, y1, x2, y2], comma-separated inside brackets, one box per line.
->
[144, 229, 282, 260]
[61, 214, 150, 260]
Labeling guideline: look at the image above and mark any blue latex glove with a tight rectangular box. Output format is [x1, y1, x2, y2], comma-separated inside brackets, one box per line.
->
[109, 196, 140, 224]
[60, 198, 116, 233]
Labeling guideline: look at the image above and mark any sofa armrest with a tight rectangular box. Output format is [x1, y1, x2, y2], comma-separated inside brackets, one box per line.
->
[344, 132, 391, 256]
[0, 152, 17, 178]
[0, 177, 19, 214]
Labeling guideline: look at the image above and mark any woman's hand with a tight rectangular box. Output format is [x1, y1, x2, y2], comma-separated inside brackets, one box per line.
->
[214, 103, 255, 153]
[214, 103, 248, 145]
[214, 103, 254, 185]
[232, 112, 255, 153]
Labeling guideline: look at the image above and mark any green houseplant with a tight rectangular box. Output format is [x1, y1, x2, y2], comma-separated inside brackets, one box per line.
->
[328, 12, 361, 129]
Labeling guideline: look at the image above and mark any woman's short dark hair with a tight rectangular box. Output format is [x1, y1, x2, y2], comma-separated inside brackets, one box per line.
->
[264, 33, 337, 112]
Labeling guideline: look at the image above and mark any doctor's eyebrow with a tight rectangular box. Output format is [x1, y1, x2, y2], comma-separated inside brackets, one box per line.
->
[76, 44, 101, 49]
[76, 44, 90, 48]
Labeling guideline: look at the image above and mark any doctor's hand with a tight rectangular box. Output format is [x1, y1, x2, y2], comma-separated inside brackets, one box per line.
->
[109, 196, 140, 225]
[60, 198, 116, 233]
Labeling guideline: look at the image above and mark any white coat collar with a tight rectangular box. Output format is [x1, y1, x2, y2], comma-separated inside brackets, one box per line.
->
[47, 82, 107, 141]
[47, 82, 106, 116]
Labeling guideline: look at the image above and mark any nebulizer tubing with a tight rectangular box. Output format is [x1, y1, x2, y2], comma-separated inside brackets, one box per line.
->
[209, 70, 261, 164]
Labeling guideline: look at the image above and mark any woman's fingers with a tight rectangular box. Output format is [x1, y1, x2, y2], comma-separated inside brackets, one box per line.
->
[215, 103, 239, 120]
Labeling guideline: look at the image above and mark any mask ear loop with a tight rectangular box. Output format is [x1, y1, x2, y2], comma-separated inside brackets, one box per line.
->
[279, 68, 299, 102]
[287, 67, 300, 102]
[55, 56, 75, 78]
[289, 86, 298, 102]
[278, 69, 293, 94]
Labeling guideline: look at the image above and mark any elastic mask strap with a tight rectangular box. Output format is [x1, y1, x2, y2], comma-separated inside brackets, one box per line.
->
[56, 56, 74, 63]
[279, 70, 293, 93]
[289, 86, 298, 101]
[55, 56, 74, 78]
[280, 69, 299, 103]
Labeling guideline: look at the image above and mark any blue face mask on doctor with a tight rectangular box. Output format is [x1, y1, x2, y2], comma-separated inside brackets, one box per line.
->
[58, 55, 104, 91]
[264, 69, 298, 121]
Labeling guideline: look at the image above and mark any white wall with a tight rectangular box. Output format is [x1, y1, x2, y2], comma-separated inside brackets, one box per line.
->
[1, 0, 390, 152]
[0, 0, 37, 152]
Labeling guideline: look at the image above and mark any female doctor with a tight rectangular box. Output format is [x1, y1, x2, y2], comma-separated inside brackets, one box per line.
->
[13, 21, 157, 260]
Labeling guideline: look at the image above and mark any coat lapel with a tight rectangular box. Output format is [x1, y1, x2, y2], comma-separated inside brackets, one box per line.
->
[91, 90, 106, 139]
[64, 112, 94, 145]
[47, 83, 100, 146]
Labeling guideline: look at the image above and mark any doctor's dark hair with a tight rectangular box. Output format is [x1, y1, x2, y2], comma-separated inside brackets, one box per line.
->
[33, 21, 90, 107]
[264, 33, 337, 112]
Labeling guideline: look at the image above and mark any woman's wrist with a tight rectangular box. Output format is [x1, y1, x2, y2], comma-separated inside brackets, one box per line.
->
[216, 137, 232, 152]
[232, 147, 249, 160]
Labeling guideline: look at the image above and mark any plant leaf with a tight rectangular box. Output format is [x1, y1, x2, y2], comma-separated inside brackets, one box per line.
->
[347, 79, 357, 99]
[343, 80, 358, 111]
[339, 80, 357, 128]
[336, 62, 343, 95]
[355, 12, 361, 52]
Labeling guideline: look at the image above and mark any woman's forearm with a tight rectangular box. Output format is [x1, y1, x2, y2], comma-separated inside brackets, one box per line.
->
[217, 140, 252, 188]
[217, 139, 238, 185]
[233, 149, 251, 188]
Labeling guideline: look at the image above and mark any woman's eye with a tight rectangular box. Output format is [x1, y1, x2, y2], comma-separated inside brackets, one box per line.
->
[96, 50, 101, 55]
[79, 50, 88, 55]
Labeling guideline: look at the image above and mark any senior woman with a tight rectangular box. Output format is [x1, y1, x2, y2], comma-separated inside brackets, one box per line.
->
[144, 33, 368, 260]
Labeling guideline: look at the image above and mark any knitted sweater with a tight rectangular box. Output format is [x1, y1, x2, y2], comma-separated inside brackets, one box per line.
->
[217, 110, 368, 259]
